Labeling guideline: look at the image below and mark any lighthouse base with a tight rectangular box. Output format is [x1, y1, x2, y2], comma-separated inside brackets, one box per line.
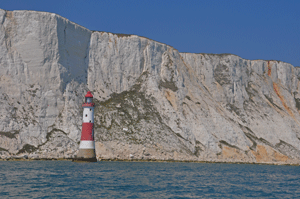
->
[73, 149, 97, 162]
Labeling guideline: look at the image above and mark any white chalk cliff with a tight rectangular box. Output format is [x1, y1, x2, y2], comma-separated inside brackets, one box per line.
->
[1, 9, 300, 164]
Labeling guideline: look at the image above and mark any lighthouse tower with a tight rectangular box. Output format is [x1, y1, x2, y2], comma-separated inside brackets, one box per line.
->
[74, 91, 97, 162]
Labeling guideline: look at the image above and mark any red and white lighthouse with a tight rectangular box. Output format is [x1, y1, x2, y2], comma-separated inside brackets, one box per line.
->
[74, 91, 97, 162]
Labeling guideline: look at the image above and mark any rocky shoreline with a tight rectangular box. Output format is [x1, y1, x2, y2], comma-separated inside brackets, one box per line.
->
[1, 156, 299, 167]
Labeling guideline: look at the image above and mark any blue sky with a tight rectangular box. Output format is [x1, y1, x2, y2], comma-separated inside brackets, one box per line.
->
[1, 0, 299, 66]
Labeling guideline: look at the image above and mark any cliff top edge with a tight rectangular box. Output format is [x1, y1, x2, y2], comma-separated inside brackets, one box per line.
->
[0, 8, 296, 67]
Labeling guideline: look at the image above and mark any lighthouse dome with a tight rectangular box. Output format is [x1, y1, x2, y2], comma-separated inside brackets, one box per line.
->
[85, 91, 93, 98]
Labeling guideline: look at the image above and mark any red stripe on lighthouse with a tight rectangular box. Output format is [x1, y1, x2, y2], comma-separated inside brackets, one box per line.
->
[81, 123, 94, 140]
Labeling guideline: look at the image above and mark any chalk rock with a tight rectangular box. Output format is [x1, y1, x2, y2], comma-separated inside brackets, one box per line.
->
[0, 8, 300, 164]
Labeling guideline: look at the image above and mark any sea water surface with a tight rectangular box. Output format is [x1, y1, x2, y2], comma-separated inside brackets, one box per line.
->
[0, 161, 299, 198]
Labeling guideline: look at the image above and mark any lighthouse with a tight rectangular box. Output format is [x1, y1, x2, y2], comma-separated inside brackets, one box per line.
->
[73, 91, 97, 162]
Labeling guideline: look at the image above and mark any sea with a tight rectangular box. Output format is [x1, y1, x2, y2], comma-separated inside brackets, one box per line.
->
[0, 161, 299, 198]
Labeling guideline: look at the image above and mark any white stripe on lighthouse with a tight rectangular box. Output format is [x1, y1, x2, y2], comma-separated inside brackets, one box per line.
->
[79, 141, 95, 149]
[82, 107, 94, 123]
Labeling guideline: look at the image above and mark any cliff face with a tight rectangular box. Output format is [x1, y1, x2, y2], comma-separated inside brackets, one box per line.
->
[1, 9, 300, 164]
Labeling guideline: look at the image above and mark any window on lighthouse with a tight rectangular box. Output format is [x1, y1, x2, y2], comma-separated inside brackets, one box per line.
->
[85, 114, 87, 117]
[86, 97, 92, 103]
